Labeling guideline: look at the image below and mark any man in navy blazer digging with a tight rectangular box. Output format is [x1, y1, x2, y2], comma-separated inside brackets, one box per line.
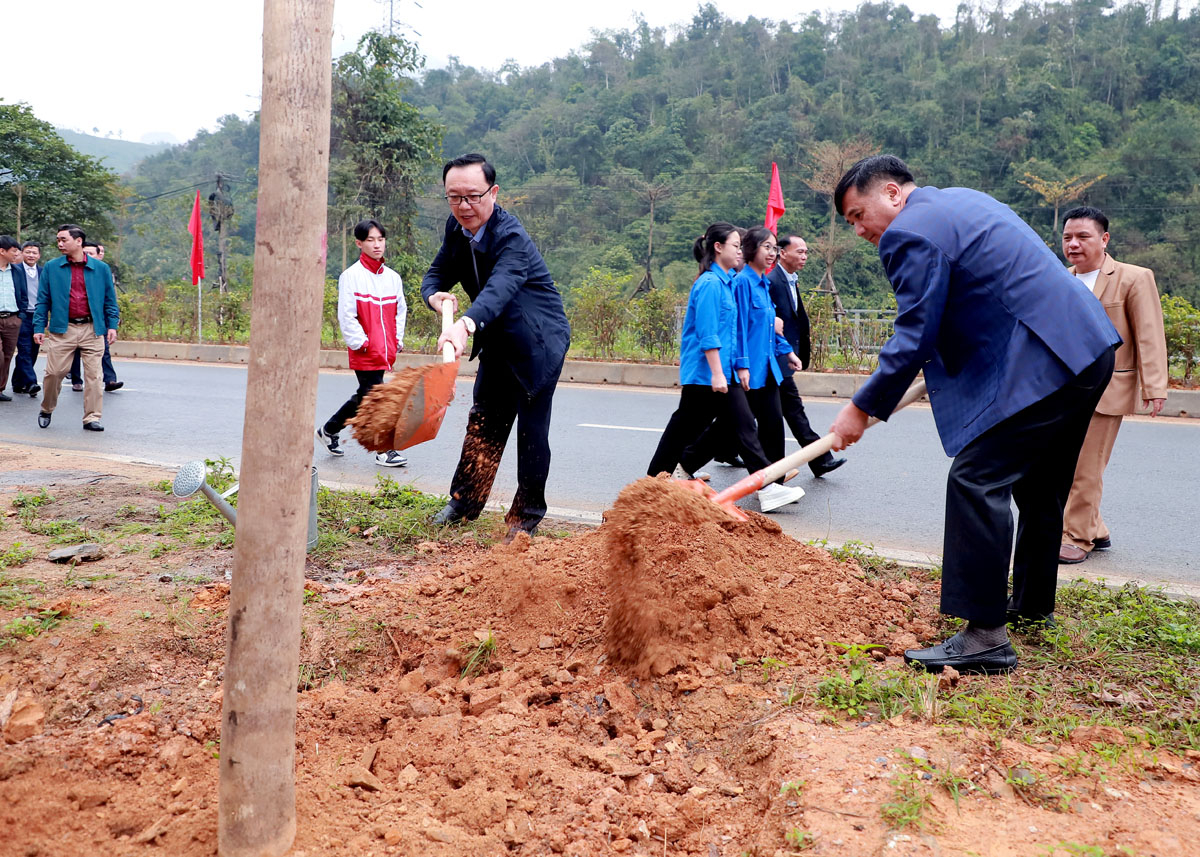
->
[421, 154, 571, 542]
[829, 155, 1120, 674]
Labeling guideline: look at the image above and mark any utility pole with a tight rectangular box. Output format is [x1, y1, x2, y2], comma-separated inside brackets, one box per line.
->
[208, 174, 234, 293]
[216, 2, 333, 856]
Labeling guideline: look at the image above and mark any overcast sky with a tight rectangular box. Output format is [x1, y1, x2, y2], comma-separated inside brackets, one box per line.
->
[9, 0, 1015, 143]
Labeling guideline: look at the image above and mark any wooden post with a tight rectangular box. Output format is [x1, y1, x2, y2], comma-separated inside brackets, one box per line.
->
[217, 3, 333, 855]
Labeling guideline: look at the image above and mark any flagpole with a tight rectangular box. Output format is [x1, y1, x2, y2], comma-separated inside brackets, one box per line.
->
[198, 279, 203, 344]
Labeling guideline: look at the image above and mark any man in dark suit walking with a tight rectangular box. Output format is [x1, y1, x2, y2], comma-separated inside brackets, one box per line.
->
[767, 234, 846, 477]
[830, 155, 1120, 674]
[421, 154, 571, 542]
[12, 241, 43, 396]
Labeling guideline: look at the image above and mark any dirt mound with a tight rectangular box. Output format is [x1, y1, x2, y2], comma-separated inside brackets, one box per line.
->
[596, 477, 937, 677]
[429, 476, 937, 681]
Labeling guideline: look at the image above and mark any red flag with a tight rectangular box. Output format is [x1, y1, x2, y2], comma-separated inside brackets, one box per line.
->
[188, 190, 205, 285]
[764, 162, 786, 233]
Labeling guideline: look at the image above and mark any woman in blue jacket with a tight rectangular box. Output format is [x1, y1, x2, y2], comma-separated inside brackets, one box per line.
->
[734, 226, 804, 482]
[647, 223, 805, 512]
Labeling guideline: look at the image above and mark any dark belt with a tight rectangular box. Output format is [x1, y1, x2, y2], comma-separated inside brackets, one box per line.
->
[69, 315, 93, 324]
[0, 311, 15, 318]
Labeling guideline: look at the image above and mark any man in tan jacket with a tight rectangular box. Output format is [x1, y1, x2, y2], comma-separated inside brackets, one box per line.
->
[1058, 206, 1168, 564]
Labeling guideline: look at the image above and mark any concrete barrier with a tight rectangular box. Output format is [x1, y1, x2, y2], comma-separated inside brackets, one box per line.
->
[109, 340, 1200, 417]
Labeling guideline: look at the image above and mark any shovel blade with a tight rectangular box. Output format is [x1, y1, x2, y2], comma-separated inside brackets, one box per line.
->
[391, 361, 459, 451]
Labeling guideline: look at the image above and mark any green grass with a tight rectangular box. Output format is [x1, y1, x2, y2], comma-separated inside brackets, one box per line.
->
[460, 629, 498, 678]
[314, 474, 492, 556]
[807, 578, 1200, 754]
[1, 607, 66, 647]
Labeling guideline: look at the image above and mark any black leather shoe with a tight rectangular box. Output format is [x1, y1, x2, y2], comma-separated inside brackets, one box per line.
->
[431, 504, 464, 526]
[0, 393, 11, 402]
[904, 633, 1017, 674]
[502, 524, 538, 544]
[811, 456, 847, 477]
[27, 384, 40, 396]
[1006, 610, 1057, 631]
[1093, 536, 1111, 550]
[105, 381, 124, 392]
[83, 421, 104, 432]
[37, 412, 51, 428]
[71, 383, 82, 392]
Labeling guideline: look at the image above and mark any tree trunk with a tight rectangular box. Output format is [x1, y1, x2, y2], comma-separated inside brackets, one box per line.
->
[217, 2, 333, 855]
[15, 184, 22, 240]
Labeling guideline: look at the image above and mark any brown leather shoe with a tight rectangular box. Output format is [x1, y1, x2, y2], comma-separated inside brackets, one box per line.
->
[1058, 544, 1088, 564]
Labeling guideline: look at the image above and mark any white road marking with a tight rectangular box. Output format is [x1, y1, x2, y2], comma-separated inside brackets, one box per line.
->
[578, 423, 810, 445]
[578, 423, 663, 433]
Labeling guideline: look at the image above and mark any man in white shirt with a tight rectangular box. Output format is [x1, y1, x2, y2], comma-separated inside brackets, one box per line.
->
[0, 236, 28, 401]
[12, 242, 43, 396]
[1055, 207, 1168, 566]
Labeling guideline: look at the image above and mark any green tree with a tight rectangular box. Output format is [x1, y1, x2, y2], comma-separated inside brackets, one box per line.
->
[330, 30, 443, 266]
[0, 102, 120, 240]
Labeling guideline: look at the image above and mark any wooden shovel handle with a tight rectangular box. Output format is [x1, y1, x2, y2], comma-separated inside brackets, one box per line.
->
[440, 301, 456, 363]
[711, 379, 928, 505]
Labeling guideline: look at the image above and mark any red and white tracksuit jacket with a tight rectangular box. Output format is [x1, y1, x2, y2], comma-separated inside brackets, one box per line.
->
[337, 257, 407, 371]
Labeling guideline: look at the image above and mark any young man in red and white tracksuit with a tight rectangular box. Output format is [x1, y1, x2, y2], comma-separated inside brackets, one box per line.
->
[316, 219, 408, 466]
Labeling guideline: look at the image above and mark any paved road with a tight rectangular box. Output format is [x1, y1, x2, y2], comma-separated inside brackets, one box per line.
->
[3, 359, 1196, 589]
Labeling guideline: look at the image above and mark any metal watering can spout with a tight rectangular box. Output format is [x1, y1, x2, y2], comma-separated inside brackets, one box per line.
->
[172, 460, 319, 551]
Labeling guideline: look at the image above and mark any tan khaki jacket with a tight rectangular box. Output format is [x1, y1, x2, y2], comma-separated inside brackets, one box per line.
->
[1070, 255, 1169, 416]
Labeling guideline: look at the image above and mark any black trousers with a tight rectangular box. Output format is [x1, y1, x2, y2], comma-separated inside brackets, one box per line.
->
[648, 384, 771, 479]
[681, 376, 792, 484]
[71, 338, 117, 385]
[323, 369, 385, 436]
[12, 313, 39, 391]
[941, 349, 1115, 626]
[779, 374, 836, 473]
[445, 355, 562, 531]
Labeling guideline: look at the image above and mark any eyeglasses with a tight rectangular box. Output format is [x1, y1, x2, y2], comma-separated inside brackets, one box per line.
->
[444, 185, 495, 207]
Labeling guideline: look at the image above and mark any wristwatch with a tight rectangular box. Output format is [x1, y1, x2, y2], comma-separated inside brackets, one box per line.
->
[461, 316, 476, 335]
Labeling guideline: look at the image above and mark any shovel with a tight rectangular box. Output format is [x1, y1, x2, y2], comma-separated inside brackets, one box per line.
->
[678, 379, 928, 521]
[348, 301, 460, 452]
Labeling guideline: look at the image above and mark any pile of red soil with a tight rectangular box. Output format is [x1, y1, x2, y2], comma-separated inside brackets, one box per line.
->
[436, 476, 938, 682]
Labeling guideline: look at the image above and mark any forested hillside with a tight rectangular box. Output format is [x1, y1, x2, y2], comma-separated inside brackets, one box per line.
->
[81, 0, 1200, 321]
[408, 0, 1200, 304]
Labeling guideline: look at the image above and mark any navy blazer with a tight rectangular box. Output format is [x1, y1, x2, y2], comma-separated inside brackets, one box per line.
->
[766, 264, 811, 376]
[421, 205, 571, 396]
[6, 264, 28, 316]
[852, 186, 1121, 457]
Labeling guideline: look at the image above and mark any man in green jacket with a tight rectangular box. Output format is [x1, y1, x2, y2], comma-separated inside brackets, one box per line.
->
[32, 224, 119, 431]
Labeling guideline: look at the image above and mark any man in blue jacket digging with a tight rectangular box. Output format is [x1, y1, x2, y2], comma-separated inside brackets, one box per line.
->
[829, 155, 1120, 674]
[421, 154, 571, 543]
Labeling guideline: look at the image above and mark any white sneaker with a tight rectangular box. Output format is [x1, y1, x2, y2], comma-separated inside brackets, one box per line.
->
[375, 450, 408, 467]
[316, 427, 344, 457]
[671, 464, 692, 480]
[757, 482, 806, 512]
[692, 470, 711, 481]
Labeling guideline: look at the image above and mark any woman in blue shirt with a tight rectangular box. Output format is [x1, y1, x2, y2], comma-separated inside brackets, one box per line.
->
[647, 223, 805, 512]
[734, 226, 803, 480]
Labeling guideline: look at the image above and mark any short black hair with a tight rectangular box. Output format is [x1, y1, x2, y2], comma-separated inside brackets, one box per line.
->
[442, 153, 496, 186]
[354, 219, 386, 241]
[741, 226, 776, 264]
[1062, 206, 1108, 234]
[21, 240, 40, 250]
[834, 155, 916, 216]
[0, 236, 18, 251]
[57, 224, 86, 242]
[83, 241, 100, 250]
[777, 234, 803, 251]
